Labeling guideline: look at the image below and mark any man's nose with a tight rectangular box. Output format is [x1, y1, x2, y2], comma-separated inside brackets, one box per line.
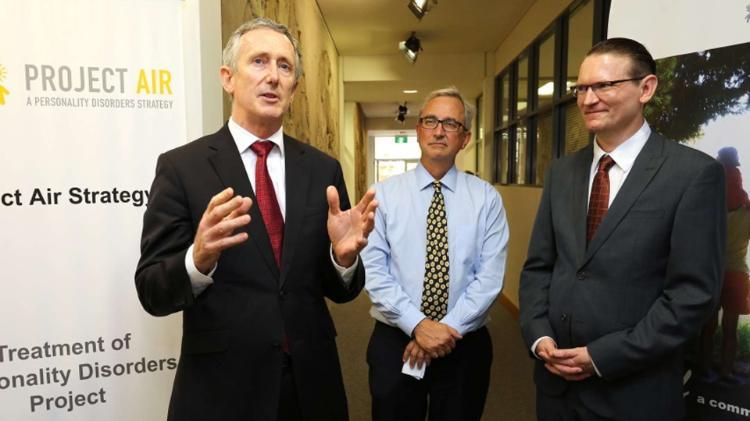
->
[581, 87, 599, 105]
[265, 63, 280, 84]
[433, 121, 447, 136]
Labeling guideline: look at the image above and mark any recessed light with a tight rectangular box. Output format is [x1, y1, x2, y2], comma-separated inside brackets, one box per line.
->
[403, 90, 418, 94]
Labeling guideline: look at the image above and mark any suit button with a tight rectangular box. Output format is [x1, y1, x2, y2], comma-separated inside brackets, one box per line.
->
[279, 290, 285, 300]
[561, 313, 568, 321]
[577, 271, 587, 280]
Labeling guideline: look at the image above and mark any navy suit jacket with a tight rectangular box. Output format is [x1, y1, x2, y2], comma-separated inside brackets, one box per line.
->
[135, 124, 363, 421]
[520, 132, 726, 420]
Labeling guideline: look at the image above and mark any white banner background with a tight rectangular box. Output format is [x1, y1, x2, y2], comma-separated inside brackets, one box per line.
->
[0, 0, 188, 419]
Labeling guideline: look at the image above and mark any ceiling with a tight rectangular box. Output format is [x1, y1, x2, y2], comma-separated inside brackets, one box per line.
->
[316, 0, 537, 117]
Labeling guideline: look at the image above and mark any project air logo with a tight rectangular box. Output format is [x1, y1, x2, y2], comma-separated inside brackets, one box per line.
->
[21, 64, 175, 110]
[0, 64, 9, 105]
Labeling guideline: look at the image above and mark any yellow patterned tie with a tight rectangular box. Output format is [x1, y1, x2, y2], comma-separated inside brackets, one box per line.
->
[420, 181, 450, 321]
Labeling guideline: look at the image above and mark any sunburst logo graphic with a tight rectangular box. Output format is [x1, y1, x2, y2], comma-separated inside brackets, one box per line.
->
[0, 64, 9, 106]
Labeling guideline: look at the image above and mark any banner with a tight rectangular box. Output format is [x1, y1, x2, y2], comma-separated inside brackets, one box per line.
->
[610, 2, 750, 419]
[0, 0, 185, 419]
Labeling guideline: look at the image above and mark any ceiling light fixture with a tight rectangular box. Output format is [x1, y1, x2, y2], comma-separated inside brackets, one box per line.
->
[408, 0, 437, 20]
[398, 32, 421, 64]
[403, 89, 418, 94]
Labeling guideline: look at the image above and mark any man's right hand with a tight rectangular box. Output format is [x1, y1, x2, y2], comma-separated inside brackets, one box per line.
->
[536, 337, 589, 381]
[193, 187, 252, 274]
[413, 318, 462, 358]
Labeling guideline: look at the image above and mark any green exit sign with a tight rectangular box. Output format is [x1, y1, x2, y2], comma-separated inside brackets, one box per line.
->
[395, 135, 408, 144]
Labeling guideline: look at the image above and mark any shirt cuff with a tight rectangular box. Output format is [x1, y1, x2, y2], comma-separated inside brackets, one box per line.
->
[185, 244, 215, 296]
[329, 245, 357, 286]
[531, 336, 556, 359]
[589, 349, 602, 377]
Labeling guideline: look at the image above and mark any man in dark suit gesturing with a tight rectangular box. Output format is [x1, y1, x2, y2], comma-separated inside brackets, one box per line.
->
[135, 18, 377, 421]
[519, 38, 726, 420]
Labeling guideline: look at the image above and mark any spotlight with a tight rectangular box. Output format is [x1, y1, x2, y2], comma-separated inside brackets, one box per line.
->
[395, 102, 408, 123]
[398, 32, 421, 64]
[408, 0, 436, 20]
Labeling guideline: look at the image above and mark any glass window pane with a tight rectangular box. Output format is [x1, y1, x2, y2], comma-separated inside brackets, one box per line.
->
[376, 160, 406, 182]
[567, 1, 594, 92]
[536, 113, 554, 184]
[515, 123, 528, 184]
[517, 55, 528, 116]
[537, 33, 556, 109]
[564, 102, 589, 153]
[496, 131, 509, 184]
[374, 135, 421, 160]
[502, 76, 510, 126]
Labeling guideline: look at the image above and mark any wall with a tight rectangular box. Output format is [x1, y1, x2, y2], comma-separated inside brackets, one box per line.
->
[486, 0, 577, 309]
[221, 0, 341, 156]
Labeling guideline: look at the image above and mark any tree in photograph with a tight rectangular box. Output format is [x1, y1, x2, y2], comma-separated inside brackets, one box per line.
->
[647, 42, 750, 143]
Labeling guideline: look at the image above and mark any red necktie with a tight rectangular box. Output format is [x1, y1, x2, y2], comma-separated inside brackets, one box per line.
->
[250, 141, 284, 267]
[586, 155, 616, 243]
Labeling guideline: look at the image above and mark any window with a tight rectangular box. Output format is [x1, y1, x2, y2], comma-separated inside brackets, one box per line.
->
[492, 0, 609, 185]
[374, 135, 420, 181]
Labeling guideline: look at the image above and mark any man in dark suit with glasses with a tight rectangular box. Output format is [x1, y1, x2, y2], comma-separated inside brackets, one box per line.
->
[520, 38, 726, 420]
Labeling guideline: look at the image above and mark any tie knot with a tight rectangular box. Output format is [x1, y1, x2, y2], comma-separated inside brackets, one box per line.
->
[432, 181, 442, 192]
[250, 141, 275, 158]
[598, 155, 616, 173]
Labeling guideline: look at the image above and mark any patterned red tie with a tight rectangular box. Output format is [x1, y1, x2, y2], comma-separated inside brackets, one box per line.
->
[586, 155, 616, 243]
[250, 141, 284, 267]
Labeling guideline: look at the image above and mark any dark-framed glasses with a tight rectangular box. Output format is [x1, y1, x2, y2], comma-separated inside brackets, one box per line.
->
[570, 76, 647, 97]
[418, 116, 465, 132]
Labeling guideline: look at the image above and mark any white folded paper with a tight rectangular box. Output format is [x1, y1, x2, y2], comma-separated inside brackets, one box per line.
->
[401, 359, 426, 380]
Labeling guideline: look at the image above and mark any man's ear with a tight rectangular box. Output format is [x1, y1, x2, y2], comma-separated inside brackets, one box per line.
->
[639, 74, 658, 105]
[219, 66, 234, 97]
[460, 131, 472, 150]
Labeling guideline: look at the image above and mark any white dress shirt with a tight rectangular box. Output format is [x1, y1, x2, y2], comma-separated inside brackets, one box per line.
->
[185, 117, 355, 295]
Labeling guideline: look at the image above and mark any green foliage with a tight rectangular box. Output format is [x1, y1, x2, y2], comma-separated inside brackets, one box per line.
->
[739, 322, 750, 358]
[645, 42, 750, 143]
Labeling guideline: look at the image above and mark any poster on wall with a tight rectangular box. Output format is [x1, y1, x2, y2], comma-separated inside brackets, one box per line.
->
[0, 0, 184, 419]
[646, 42, 750, 420]
[610, 1, 750, 419]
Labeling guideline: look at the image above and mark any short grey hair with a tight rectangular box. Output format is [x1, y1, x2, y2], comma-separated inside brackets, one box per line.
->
[419, 86, 475, 131]
[222, 17, 304, 81]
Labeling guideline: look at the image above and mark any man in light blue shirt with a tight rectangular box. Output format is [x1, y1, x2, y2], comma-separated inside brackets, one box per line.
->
[362, 87, 509, 421]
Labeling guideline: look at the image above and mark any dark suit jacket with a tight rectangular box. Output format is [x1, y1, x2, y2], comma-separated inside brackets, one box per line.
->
[519, 132, 726, 420]
[135, 124, 364, 421]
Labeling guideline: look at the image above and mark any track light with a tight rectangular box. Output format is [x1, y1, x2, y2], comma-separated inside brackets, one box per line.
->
[395, 103, 408, 123]
[398, 32, 421, 64]
[408, 0, 437, 20]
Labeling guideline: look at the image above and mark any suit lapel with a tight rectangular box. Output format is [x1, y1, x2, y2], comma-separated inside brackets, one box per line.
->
[572, 147, 593, 267]
[279, 135, 311, 287]
[206, 124, 280, 279]
[581, 133, 666, 266]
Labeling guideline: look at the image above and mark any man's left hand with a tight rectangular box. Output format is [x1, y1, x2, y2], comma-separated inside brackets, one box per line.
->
[543, 346, 595, 381]
[327, 186, 378, 267]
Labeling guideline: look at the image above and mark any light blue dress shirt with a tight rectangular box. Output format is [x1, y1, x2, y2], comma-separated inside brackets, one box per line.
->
[362, 164, 509, 336]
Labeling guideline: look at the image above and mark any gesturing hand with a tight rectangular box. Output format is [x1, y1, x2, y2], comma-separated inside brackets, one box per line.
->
[193, 187, 252, 274]
[327, 186, 378, 267]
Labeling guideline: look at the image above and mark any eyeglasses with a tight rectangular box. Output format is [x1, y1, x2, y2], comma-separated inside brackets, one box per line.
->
[569, 76, 647, 97]
[418, 117, 465, 132]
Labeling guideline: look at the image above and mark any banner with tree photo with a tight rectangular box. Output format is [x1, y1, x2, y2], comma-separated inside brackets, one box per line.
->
[611, 1, 750, 419]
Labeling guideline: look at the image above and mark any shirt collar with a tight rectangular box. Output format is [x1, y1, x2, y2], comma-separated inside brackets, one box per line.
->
[228, 117, 285, 157]
[592, 121, 651, 172]
[416, 163, 458, 192]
